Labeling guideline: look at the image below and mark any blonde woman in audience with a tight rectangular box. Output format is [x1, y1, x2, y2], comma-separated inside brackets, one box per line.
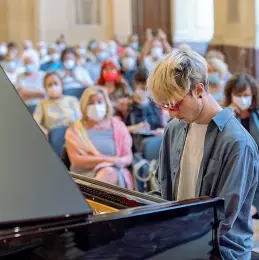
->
[140, 28, 172, 72]
[16, 50, 45, 113]
[66, 87, 133, 189]
[33, 72, 82, 136]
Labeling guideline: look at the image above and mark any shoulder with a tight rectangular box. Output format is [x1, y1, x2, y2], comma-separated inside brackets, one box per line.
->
[63, 95, 79, 103]
[220, 117, 258, 155]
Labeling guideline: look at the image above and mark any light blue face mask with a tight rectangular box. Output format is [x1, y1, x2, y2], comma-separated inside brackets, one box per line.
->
[96, 51, 109, 62]
[25, 63, 37, 73]
[208, 72, 221, 88]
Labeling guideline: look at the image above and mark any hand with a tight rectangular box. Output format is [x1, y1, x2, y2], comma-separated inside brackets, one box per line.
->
[229, 103, 240, 117]
[19, 87, 27, 100]
[146, 28, 153, 41]
[158, 28, 167, 41]
[251, 205, 257, 216]
[152, 128, 164, 136]
[135, 121, 151, 132]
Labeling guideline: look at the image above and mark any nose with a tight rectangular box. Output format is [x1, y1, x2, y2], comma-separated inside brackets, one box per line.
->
[169, 110, 179, 118]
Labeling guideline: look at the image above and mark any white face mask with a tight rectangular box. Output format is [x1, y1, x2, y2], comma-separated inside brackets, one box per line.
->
[121, 57, 136, 71]
[109, 47, 117, 56]
[87, 104, 107, 121]
[51, 53, 60, 62]
[131, 42, 139, 50]
[39, 48, 48, 57]
[151, 47, 163, 59]
[76, 48, 87, 57]
[25, 63, 37, 73]
[47, 86, 63, 99]
[0, 45, 7, 56]
[232, 96, 252, 111]
[64, 59, 76, 70]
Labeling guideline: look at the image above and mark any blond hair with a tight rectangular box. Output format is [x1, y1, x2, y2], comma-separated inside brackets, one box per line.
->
[80, 87, 113, 120]
[147, 48, 208, 106]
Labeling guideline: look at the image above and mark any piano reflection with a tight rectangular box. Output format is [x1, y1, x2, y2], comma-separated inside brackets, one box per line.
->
[0, 67, 224, 259]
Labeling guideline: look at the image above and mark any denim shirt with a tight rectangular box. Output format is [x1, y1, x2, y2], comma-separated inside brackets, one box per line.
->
[156, 108, 259, 259]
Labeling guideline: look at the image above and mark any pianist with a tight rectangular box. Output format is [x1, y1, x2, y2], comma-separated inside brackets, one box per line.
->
[147, 48, 259, 259]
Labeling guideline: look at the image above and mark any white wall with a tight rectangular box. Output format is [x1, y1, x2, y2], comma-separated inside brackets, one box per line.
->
[39, 0, 114, 44]
[173, 0, 214, 43]
[213, 0, 256, 48]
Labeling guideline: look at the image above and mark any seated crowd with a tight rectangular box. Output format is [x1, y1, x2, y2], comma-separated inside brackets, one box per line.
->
[1, 30, 259, 208]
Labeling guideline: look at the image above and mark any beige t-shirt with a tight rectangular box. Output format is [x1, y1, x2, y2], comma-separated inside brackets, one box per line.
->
[176, 123, 208, 201]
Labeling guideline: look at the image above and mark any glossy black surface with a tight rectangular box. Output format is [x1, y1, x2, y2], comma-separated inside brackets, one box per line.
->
[0, 68, 91, 225]
[74, 197, 223, 260]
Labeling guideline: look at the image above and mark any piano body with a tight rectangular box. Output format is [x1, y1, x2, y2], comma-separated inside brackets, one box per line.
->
[0, 67, 224, 259]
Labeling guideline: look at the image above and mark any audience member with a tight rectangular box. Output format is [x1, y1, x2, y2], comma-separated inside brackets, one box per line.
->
[40, 44, 62, 72]
[37, 41, 50, 65]
[65, 87, 133, 189]
[208, 71, 225, 104]
[141, 28, 172, 72]
[120, 47, 138, 89]
[33, 72, 82, 135]
[59, 47, 93, 89]
[16, 51, 45, 112]
[97, 60, 132, 106]
[86, 41, 110, 82]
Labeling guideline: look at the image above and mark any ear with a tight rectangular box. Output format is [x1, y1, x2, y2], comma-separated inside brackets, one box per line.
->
[194, 83, 205, 98]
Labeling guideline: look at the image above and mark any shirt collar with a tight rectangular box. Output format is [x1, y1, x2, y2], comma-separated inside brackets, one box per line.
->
[211, 107, 233, 132]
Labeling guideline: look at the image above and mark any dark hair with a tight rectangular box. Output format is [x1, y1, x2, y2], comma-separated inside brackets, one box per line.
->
[133, 68, 149, 84]
[61, 47, 76, 62]
[43, 71, 64, 89]
[7, 42, 17, 49]
[224, 73, 259, 111]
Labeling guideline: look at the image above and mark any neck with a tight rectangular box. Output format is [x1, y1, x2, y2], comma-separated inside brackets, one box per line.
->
[84, 118, 111, 129]
[239, 109, 251, 119]
[195, 94, 223, 124]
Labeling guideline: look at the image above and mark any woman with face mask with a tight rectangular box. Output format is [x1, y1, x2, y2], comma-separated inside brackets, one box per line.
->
[96, 60, 132, 106]
[16, 52, 45, 114]
[208, 71, 225, 104]
[58, 48, 93, 90]
[65, 87, 133, 189]
[225, 73, 259, 219]
[33, 72, 82, 136]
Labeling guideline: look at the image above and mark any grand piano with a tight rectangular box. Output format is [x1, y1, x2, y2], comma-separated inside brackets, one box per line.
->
[0, 67, 224, 259]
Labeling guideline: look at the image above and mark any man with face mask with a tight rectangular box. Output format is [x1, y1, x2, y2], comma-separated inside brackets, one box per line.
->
[16, 51, 45, 114]
[37, 41, 50, 65]
[86, 41, 110, 83]
[40, 44, 62, 72]
[120, 47, 138, 89]
[141, 28, 172, 72]
[147, 48, 259, 259]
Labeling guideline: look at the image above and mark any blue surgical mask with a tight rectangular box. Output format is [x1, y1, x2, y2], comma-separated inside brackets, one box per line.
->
[25, 63, 37, 73]
[208, 72, 221, 88]
[96, 51, 109, 62]
[5, 61, 16, 71]
[131, 42, 139, 50]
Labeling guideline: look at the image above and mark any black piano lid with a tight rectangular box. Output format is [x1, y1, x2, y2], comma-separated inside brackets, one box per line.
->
[0, 67, 92, 226]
